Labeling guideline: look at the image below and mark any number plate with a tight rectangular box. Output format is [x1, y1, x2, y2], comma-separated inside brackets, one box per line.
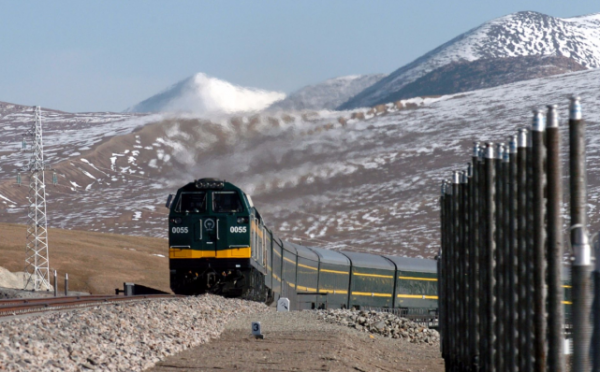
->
[171, 227, 189, 234]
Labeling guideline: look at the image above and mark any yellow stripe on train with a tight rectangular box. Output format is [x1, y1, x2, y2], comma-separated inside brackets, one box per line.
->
[397, 294, 438, 299]
[169, 247, 251, 259]
[398, 276, 438, 282]
[352, 291, 393, 298]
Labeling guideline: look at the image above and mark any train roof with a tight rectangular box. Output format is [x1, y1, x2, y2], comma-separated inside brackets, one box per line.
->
[177, 178, 242, 193]
[383, 255, 437, 273]
[308, 246, 350, 267]
[282, 241, 297, 255]
[292, 243, 320, 262]
[341, 251, 395, 271]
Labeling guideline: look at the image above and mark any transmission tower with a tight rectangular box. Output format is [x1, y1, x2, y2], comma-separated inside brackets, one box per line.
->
[22, 106, 51, 291]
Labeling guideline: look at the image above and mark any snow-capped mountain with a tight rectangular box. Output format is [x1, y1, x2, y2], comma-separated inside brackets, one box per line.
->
[267, 74, 386, 111]
[2, 68, 600, 260]
[339, 11, 600, 109]
[381, 55, 586, 103]
[126, 73, 285, 115]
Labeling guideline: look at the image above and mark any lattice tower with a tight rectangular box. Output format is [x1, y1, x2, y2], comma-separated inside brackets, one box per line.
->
[23, 106, 51, 291]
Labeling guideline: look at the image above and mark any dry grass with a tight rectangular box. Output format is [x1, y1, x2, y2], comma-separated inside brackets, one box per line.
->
[0, 223, 170, 295]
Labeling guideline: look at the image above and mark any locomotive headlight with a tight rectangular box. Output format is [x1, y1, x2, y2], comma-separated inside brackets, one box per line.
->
[171, 217, 182, 224]
[237, 217, 248, 224]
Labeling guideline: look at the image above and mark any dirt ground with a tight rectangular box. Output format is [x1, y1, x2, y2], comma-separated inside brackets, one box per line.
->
[147, 311, 444, 372]
[0, 223, 170, 294]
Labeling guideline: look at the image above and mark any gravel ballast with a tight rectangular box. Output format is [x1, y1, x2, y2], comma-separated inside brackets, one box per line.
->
[316, 309, 440, 345]
[0, 295, 268, 371]
[148, 306, 444, 372]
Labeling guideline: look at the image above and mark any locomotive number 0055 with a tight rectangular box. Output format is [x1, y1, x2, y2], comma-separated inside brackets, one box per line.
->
[230, 226, 247, 233]
[171, 227, 189, 234]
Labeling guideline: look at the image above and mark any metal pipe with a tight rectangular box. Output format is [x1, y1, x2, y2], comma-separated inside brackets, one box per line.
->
[546, 104, 565, 372]
[569, 96, 587, 229]
[471, 143, 481, 371]
[570, 96, 591, 372]
[64, 273, 69, 296]
[439, 180, 447, 363]
[501, 143, 510, 372]
[444, 179, 454, 372]
[572, 226, 592, 372]
[440, 180, 450, 370]
[478, 148, 487, 371]
[456, 170, 466, 370]
[53, 270, 57, 297]
[451, 171, 461, 371]
[461, 170, 470, 370]
[525, 127, 535, 372]
[507, 135, 518, 372]
[593, 236, 600, 372]
[485, 143, 497, 372]
[531, 110, 547, 372]
[517, 129, 529, 372]
[495, 143, 505, 372]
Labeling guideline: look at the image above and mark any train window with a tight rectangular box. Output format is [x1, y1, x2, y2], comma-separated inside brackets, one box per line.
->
[176, 192, 207, 213]
[213, 191, 243, 213]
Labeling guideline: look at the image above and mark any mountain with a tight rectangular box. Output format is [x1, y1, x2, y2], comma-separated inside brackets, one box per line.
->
[267, 74, 386, 111]
[2, 68, 600, 260]
[339, 11, 600, 109]
[126, 73, 285, 115]
[381, 55, 586, 102]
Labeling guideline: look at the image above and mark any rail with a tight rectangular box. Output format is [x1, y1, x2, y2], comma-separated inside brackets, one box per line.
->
[0, 294, 178, 318]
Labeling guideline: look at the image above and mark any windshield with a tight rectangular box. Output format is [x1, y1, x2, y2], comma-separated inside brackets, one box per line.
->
[213, 191, 243, 213]
[176, 192, 207, 213]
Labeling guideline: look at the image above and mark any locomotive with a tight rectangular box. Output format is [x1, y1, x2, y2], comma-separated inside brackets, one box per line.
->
[167, 178, 438, 311]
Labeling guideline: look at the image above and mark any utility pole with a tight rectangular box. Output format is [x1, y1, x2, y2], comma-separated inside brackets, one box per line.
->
[22, 106, 51, 291]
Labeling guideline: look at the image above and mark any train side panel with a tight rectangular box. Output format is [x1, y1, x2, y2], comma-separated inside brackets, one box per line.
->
[343, 252, 395, 308]
[309, 247, 350, 309]
[293, 244, 320, 309]
[282, 242, 298, 300]
[384, 255, 438, 310]
[271, 238, 284, 300]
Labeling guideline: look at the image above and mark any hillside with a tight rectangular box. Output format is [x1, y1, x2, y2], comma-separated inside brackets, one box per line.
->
[126, 73, 285, 115]
[267, 74, 386, 111]
[381, 55, 586, 102]
[2, 68, 600, 260]
[0, 223, 169, 294]
[339, 11, 600, 109]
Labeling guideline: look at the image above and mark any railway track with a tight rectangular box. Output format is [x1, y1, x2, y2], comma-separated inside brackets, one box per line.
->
[0, 294, 178, 318]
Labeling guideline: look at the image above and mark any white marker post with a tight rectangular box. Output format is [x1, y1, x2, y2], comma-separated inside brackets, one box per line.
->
[277, 297, 290, 312]
[252, 321, 264, 339]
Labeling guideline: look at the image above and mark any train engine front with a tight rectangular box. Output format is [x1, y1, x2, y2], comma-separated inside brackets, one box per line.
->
[167, 178, 268, 299]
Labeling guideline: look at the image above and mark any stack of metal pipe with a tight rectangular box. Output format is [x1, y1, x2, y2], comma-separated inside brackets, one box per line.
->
[439, 97, 595, 372]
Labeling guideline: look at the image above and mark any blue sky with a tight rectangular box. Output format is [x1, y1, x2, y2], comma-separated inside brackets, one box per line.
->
[0, 1, 598, 112]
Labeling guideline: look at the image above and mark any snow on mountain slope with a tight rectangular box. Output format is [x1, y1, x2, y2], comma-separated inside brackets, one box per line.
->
[2, 68, 600, 260]
[267, 74, 386, 111]
[0, 101, 156, 181]
[339, 11, 600, 109]
[382, 55, 587, 103]
[126, 73, 285, 115]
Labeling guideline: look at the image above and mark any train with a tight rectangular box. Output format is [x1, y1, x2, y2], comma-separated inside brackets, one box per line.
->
[166, 178, 438, 311]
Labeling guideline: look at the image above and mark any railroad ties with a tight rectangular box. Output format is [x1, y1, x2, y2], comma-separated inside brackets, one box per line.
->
[439, 97, 599, 372]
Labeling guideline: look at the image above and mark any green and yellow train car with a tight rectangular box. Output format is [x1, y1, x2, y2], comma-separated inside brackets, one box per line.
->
[167, 178, 439, 312]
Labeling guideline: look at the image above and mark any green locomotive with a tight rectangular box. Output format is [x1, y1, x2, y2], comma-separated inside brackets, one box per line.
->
[167, 178, 438, 311]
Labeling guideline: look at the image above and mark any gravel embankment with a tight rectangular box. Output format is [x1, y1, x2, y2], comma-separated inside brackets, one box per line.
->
[316, 309, 440, 344]
[0, 287, 88, 299]
[0, 295, 268, 371]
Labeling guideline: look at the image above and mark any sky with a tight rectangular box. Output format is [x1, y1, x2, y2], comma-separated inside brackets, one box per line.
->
[0, 1, 598, 113]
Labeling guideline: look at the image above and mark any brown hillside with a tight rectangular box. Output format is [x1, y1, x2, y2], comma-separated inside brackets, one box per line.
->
[0, 224, 169, 294]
